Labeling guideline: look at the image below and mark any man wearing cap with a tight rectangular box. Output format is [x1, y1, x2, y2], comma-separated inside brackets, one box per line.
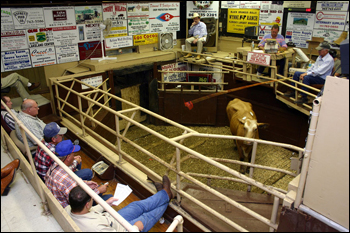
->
[34, 122, 93, 182]
[45, 139, 112, 208]
[184, 13, 207, 60]
[284, 41, 334, 104]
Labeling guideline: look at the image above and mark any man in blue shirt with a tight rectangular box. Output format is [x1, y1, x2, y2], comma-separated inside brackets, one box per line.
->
[257, 24, 288, 77]
[184, 13, 207, 60]
[284, 42, 334, 104]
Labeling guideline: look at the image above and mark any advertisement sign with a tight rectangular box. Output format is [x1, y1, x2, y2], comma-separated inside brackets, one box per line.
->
[187, 1, 219, 19]
[283, 1, 311, 8]
[75, 6, 103, 24]
[1, 30, 28, 51]
[316, 2, 349, 11]
[314, 11, 347, 31]
[240, 1, 261, 9]
[11, 8, 45, 29]
[127, 3, 150, 18]
[55, 45, 80, 64]
[161, 62, 187, 82]
[27, 28, 54, 48]
[312, 29, 345, 43]
[285, 30, 312, 48]
[102, 3, 127, 20]
[128, 18, 150, 35]
[105, 36, 133, 50]
[221, 1, 241, 9]
[227, 9, 260, 34]
[259, 1, 284, 26]
[133, 33, 158, 46]
[149, 2, 180, 33]
[43, 6, 76, 27]
[1, 50, 32, 71]
[52, 26, 79, 46]
[247, 52, 271, 66]
[104, 20, 128, 38]
[81, 76, 103, 90]
[286, 12, 315, 31]
[30, 46, 57, 67]
[78, 41, 102, 60]
[1, 8, 15, 31]
[76, 24, 101, 42]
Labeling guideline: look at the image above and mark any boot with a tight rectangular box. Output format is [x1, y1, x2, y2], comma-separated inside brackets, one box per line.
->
[28, 82, 41, 91]
[1, 159, 20, 178]
[333, 31, 348, 45]
[196, 55, 201, 60]
[1, 169, 16, 196]
[184, 53, 192, 58]
[162, 175, 174, 200]
[154, 182, 163, 192]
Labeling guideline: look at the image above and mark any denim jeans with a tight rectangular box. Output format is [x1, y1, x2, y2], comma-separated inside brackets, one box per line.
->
[257, 58, 286, 76]
[118, 189, 169, 232]
[74, 162, 93, 181]
[93, 193, 114, 206]
[292, 71, 325, 97]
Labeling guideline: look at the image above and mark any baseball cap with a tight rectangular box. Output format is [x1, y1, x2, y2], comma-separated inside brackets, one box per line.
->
[44, 122, 67, 138]
[56, 140, 81, 157]
[316, 42, 331, 50]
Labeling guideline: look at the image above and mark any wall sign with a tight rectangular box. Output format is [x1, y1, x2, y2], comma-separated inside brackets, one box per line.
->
[133, 33, 158, 46]
[102, 3, 127, 20]
[81, 75, 103, 90]
[11, 8, 45, 29]
[1, 50, 32, 71]
[247, 52, 271, 66]
[43, 6, 76, 27]
[105, 36, 133, 49]
[1, 8, 15, 31]
[1, 30, 28, 51]
[314, 11, 347, 31]
[149, 2, 180, 33]
[316, 2, 349, 12]
[227, 8, 260, 34]
[55, 45, 79, 64]
[187, 1, 219, 19]
[30, 46, 57, 67]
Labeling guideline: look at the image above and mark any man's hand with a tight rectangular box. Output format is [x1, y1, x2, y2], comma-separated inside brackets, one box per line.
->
[74, 156, 82, 164]
[106, 197, 119, 206]
[193, 38, 198, 44]
[299, 73, 307, 81]
[191, 21, 198, 27]
[86, 181, 98, 189]
[97, 183, 108, 194]
[134, 221, 144, 231]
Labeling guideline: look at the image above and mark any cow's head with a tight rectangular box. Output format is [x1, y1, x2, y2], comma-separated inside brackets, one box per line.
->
[238, 117, 269, 145]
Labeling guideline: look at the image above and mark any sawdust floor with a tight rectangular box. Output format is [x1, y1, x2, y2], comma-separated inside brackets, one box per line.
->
[120, 123, 298, 194]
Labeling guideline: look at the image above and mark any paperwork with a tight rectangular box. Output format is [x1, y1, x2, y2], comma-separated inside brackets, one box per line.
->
[113, 183, 133, 206]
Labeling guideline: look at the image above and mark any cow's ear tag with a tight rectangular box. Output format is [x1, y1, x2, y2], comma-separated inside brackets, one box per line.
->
[250, 112, 253, 116]
[243, 116, 246, 120]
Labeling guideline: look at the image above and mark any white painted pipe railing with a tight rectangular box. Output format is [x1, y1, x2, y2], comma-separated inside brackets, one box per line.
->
[166, 215, 184, 232]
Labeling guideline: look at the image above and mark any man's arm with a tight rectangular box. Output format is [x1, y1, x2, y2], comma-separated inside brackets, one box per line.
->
[307, 56, 334, 77]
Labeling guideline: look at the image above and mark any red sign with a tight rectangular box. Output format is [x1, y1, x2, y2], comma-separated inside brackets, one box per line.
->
[247, 52, 271, 66]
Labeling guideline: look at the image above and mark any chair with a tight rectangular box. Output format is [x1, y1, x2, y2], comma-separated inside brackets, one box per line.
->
[1, 114, 12, 135]
[10, 130, 37, 158]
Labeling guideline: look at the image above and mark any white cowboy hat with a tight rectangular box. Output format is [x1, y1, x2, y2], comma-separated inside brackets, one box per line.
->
[192, 13, 201, 19]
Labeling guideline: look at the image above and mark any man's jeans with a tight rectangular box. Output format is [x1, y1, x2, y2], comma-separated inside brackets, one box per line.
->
[257, 58, 286, 76]
[292, 71, 325, 97]
[75, 163, 93, 181]
[118, 189, 169, 232]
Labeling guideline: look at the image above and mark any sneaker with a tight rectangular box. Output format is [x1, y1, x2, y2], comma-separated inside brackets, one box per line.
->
[28, 82, 41, 91]
[295, 97, 308, 104]
[195, 55, 201, 60]
[256, 72, 262, 78]
[184, 53, 192, 58]
[284, 91, 295, 98]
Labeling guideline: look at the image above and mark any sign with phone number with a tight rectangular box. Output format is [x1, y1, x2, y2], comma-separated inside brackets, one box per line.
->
[133, 33, 158, 46]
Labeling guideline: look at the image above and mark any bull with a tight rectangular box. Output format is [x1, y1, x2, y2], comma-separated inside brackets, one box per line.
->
[226, 98, 269, 174]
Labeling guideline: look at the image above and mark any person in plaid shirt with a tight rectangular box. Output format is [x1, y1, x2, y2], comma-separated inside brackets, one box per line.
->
[35, 122, 93, 182]
[45, 140, 112, 208]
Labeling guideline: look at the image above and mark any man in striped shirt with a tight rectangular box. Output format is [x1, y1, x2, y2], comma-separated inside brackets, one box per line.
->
[257, 24, 288, 77]
[1, 96, 18, 132]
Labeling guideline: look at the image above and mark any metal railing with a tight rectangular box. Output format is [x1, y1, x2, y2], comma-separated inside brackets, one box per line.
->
[47, 75, 307, 231]
[1, 99, 183, 232]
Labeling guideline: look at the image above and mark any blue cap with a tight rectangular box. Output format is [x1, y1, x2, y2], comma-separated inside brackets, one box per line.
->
[44, 122, 67, 138]
[55, 140, 80, 157]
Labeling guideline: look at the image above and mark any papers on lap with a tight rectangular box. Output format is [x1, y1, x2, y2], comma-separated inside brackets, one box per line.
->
[113, 183, 133, 206]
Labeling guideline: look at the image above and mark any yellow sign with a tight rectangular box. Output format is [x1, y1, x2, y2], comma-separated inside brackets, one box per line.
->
[133, 33, 158, 46]
[227, 9, 260, 34]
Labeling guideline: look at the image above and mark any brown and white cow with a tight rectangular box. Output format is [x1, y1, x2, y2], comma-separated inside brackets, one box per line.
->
[226, 98, 269, 174]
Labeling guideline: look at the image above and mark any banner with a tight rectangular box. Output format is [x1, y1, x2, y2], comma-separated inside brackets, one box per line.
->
[227, 9, 260, 34]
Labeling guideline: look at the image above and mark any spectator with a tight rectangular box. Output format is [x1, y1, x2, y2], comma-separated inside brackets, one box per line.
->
[184, 13, 207, 60]
[66, 175, 174, 232]
[1, 159, 20, 196]
[45, 139, 111, 208]
[1, 96, 18, 131]
[329, 50, 342, 77]
[257, 24, 288, 77]
[34, 122, 93, 182]
[284, 42, 334, 104]
[15, 99, 46, 154]
[1, 72, 40, 100]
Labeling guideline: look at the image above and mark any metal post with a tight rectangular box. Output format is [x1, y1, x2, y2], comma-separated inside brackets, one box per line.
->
[77, 96, 86, 137]
[269, 196, 280, 232]
[176, 147, 181, 203]
[247, 141, 258, 192]
[115, 115, 122, 163]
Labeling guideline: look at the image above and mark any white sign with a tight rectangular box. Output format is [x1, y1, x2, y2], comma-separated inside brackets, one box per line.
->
[30, 46, 57, 67]
[102, 3, 127, 20]
[55, 45, 80, 64]
[187, 1, 219, 19]
[221, 1, 241, 9]
[162, 62, 188, 82]
[77, 24, 101, 42]
[247, 52, 271, 66]
[285, 30, 313, 48]
[316, 2, 349, 12]
[43, 6, 76, 27]
[149, 2, 180, 33]
[1, 30, 28, 51]
[283, 1, 311, 8]
[11, 8, 45, 29]
[105, 36, 133, 49]
[286, 12, 315, 31]
[259, 1, 283, 26]
[127, 3, 150, 18]
[312, 29, 345, 43]
[27, 28, 54, 48]
[1, 8, 15, 31]
[75, 5, 103, 24]
[104, 20, 128, 38]
[314, 11, 347, 31]
[1, 50, 32, 71]
[128, 18, 150, 35]
[240, 1, 261, 9]
[52, 26, 79, 46]
[81, 75, 103, 90]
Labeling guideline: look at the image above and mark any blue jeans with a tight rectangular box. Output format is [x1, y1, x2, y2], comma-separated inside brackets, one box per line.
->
[257, 58, 286, 76]
[93, 193, 114, 206]
[75, 162, 93, 181]
[118, 190, 169, 232]
[292, 71, 325, 97]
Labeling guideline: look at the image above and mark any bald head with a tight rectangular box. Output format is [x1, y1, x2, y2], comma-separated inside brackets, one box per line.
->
[22, 99, 39, 116]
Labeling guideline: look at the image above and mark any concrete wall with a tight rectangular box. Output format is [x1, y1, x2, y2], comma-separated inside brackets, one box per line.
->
[303, 77, 349, 229]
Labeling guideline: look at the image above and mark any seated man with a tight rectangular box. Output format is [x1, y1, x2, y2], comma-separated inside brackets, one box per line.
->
[184, 13, 207, 60]
[1, 96, 18, 132]
[66, 175, 174, 232]
[257, 24, 288, 77]
[35, 122, 93, 182]
[284, 42, 334, 104]
[15, 99, 46, 156]
[1, 72, 40, 100]
[45, 139, 111, 208]
[329, 50, 342, 77]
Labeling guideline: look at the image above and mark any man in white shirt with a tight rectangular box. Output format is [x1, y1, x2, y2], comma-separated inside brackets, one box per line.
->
[284, 42, 334, 103]
[184, 13, 207, 60]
